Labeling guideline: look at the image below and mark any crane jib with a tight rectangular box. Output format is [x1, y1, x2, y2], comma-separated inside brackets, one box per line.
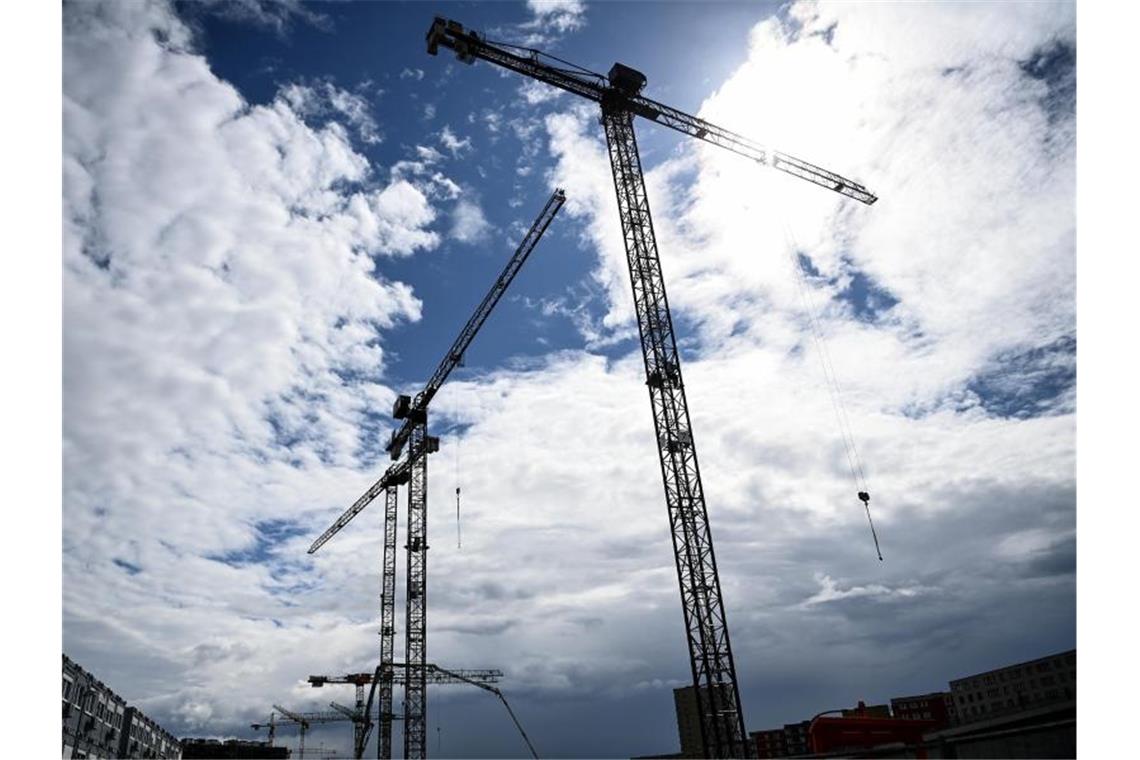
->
[307, 189, 567, 556]
[426, 16, 877, 206]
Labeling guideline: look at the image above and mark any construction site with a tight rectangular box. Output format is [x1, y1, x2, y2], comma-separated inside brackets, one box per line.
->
[58, 2, 1081, 759]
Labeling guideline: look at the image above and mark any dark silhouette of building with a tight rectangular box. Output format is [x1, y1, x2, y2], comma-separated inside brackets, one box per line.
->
[949, 649, 1075, 724]
[63, 653, 181, 759]
[889, 691, 955, 729]
[841, 703, 890, 719]
[672, 685, 741, 758]
[783, 720, 811, 756]
[181, 738, 288, 759]
[750, 727, 787, 758]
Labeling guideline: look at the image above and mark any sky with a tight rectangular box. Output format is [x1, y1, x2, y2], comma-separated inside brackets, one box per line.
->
[60, 1, 1077, 757]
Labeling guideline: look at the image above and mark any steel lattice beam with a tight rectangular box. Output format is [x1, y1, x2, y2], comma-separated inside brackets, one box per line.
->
[601, 104, 748, 758]
[378, 485, 398, 759]
[404, 423, 429, 759]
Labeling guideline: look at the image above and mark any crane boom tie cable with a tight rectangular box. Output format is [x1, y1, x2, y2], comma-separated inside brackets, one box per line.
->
[778, 209, 883, 561]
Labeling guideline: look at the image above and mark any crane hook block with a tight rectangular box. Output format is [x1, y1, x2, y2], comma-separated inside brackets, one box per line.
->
[858, 491, 870, 504]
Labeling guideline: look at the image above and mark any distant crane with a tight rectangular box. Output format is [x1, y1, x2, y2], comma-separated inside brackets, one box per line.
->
[309, 666, 503, 759]
[427, 664, 539, 759]
[423, 17, 878, 758]
[258, 705, 372, 759]
[309, 189, 566, 759]
[250, 711, 277, 745]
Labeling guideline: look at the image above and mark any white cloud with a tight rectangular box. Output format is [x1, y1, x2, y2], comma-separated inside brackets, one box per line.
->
[519, 79, 564, 105]
[63, 1, 1076, 753]
[279, 79, 383, 144]
[493, 0, 588, 47]
[800, 573, 931, 607]
[400, 67, 424, 81]
[525, 0, 587, 35]
[450, 198, 493, 243]
[439, 124, 473, 156]
[63, 0, 439, 733]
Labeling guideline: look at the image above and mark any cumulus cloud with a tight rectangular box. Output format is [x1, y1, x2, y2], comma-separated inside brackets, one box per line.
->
[279, 79, 384, 144]
[450, 198, 493, 243]
[525, 0, 587, 37]
[489, 0, 588, 48]
[63, 1, 1076, 756]
[63, 0, 438, 736]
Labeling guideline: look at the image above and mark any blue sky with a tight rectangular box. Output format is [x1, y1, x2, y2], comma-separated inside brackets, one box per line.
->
[61, 1, 1077, 757]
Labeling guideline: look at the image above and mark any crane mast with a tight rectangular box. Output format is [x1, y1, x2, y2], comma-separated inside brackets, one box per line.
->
[426, 17, 877, 759]
[309, 190, 566, 760]
[378, 485, 398, 759]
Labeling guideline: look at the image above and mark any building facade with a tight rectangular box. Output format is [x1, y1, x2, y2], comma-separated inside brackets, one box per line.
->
[948, 649, 1075, 724]
[750, 727, 787, 758]
[672, 686, 703, 758]
[64, 654, 130, 760]
[123, 706, 182, 759]
[889, 691, 955, 728]
[783, 720, 811, 756]
[63, 654, 181, 759]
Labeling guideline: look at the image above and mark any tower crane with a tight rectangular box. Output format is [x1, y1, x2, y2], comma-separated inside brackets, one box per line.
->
[250, 712, 277, 746]
[309, 666, 503, 759]
[256, 706, 363, 758]
[423, 18, 878, 759]
[308, 189, 566, 760]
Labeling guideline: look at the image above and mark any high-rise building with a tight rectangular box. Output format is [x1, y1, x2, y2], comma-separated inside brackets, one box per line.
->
[948, 649, 1075, 724]
[673, 686, 703, 758]
[62, 654, 182, 759]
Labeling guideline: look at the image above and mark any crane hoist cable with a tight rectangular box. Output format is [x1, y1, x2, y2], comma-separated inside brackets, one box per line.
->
[777, 208, 883, 561]
[454, 430, 462, 550]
